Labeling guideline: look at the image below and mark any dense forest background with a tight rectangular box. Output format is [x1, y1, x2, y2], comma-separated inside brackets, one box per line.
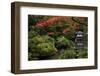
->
[28, 15, 88, 60]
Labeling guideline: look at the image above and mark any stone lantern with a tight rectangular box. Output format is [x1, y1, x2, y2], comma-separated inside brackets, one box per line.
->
[75, 30, 84, 58]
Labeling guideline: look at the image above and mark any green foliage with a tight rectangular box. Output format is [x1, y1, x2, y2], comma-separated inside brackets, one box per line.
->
[28, 35, 57, 60]
[78, 48, 88, 58]
[36, 42, 57, 57]
[59, 50, 76, 59]
[55, 36, 75, 50]
[32, 35, 54, 44]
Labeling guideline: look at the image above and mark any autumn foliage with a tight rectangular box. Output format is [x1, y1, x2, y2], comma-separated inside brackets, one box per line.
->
[28, 15, 88, 60]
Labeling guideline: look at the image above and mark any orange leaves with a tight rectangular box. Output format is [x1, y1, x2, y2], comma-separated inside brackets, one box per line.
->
[35, 16, 64, 27]
[48, 32, 55, 36]
[63, 28, 70, 33]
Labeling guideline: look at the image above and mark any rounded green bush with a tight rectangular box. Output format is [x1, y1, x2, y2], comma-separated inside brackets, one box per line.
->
[32, 35, 54, 44]
[36, 42, 57, 57]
